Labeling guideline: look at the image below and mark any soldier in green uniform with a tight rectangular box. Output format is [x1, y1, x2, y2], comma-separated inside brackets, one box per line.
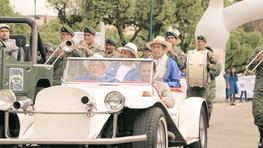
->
[79, 26, 101, 56]
[206, 46, 222, 121]
[165, 31, 187, 70]
[104, 38, 119, 58]
[187, 36, 219, 121]
[248, 48, 263, 148]
[52, 26, 85, 85]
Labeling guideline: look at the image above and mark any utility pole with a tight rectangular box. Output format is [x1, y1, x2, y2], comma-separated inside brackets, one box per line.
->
[148, 0, 153, 41]
[34, 0, 36, 19]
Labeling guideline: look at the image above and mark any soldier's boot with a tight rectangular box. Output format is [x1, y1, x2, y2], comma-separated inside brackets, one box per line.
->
[258, 126, 263, 148]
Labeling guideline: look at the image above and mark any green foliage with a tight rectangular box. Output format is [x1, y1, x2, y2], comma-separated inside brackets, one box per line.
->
[225, 28, 263, 71]
[47, 0, 83, 26]
[0, 0, 15, 16]
[38, 19, 61, 45]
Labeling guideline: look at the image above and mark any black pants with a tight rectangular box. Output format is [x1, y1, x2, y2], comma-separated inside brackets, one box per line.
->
[240, 91, 247, 101]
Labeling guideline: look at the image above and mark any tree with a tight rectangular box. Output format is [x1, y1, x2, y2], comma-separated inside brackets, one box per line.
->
[47, 0, 83, 26]
[81, 0, 181, 45]
[225, 28, 263, 71]
[0, 0, 15, 16]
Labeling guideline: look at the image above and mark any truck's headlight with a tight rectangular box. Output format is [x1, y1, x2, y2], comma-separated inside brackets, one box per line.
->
[104, 91, 125, 112]
[0, 89, 16, 111]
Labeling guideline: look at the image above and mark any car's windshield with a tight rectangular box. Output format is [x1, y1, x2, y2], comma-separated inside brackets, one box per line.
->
[63, 58, 153, 84]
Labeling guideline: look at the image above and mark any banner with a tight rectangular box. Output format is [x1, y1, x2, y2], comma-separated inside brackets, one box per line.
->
[237, 75, 256, 98]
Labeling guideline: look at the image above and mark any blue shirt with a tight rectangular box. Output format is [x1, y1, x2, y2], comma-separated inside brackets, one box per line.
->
[163, 57, 180, 88]
[101, 63, 140, 82]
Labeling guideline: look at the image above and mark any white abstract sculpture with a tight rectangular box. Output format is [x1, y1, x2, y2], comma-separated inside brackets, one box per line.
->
[196, 0, 263, 100]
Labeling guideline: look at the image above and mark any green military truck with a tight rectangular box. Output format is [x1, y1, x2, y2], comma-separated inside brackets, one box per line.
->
[0, 18, 53, 143]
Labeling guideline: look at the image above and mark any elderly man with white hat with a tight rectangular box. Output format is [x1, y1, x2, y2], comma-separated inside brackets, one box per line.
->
[146, 36, 181, 108]
[0, 24, 24, 60]
[100, 42, 140, 82]
[146, 36, 180, 88]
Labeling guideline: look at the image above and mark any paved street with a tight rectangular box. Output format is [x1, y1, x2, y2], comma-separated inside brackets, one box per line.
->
[208, 101, 258, 148]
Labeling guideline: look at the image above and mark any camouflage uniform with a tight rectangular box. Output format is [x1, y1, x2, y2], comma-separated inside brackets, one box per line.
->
[187, 49, 218, 115]
[248, 48, 263, 147]
[250, 48, 263, 126]
[167, 47, 187, 70]
[52, 47, 86, 85]
[104, 50, 120, 58]
[81, 42, 102, 57]
[207, 58, 222, 120]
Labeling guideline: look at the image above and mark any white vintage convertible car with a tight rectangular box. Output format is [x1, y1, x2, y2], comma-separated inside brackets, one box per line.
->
[0, 58, 208, 148]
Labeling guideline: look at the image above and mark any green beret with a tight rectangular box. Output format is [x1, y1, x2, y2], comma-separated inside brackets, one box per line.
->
[166, 31, 178, 39]
[105, 38, 116, 47]
[61, 25, 74, 36]
[197, 36, 206, 43]
[84, 26, 96, 35]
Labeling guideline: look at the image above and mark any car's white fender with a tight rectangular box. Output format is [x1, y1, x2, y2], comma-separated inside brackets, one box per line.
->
[125, 96, 163, 109]
[177, 97, 207, 139]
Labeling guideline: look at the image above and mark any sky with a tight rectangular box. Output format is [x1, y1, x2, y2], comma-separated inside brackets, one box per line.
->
[9, 0, 56, 16]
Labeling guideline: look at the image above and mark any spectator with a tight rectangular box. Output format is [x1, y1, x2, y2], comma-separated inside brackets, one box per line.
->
[240, 69, 248, 102]
[228, 67, 238, 105]
[223, 69, 230, 102]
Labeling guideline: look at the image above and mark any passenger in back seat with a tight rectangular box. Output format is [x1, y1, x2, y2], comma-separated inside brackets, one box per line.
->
[140, 62, 175, 108]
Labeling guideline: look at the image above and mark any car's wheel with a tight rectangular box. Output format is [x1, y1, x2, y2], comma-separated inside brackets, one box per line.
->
[133, 107, 168, 148]
[184, 107, 208, 148]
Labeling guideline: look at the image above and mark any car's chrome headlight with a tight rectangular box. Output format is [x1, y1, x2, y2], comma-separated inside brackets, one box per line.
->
[104, 91, 125, 112]
[0, 89, 16, 111]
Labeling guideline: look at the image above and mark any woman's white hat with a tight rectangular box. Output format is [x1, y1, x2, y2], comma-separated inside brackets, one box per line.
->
[118, 42, 138, 58]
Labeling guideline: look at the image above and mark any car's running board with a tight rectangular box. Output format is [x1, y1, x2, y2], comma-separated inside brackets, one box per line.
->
[169, 137, 199, 147]
[0, 135, 147, 145]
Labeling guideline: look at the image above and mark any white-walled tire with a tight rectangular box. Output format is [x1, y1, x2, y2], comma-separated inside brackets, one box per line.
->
[184, 107, 208, 148]
[133, 107, 168, 148]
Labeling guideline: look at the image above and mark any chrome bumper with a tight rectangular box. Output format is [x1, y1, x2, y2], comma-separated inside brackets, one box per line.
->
[0, 135, 147, 145]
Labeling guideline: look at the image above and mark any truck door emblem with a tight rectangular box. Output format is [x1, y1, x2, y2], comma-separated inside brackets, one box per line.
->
[9, 68, 24, 91]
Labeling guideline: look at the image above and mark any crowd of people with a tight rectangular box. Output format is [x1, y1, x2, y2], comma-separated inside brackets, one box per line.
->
[50, 25, 222, 121]
[1, 22, 263, 147]
[0, 23, 222, 120]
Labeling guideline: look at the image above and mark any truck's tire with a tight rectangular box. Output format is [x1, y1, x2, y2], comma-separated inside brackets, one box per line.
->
[184, 107, 208, 148]
[133, 107, 168, 148]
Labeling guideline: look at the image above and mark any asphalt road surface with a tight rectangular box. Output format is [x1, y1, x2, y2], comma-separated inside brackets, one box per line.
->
[207, 101, 258, 148]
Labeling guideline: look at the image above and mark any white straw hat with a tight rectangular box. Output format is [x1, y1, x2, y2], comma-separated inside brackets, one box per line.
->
[118, 42, 138, 58]
[146, 36, 172, 51]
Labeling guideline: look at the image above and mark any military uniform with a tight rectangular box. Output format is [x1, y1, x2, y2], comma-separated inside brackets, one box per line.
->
[250, 48, 263, 125]
[52, 45, 86, 85]
[167, 47, 187, 70]
[104, 50, 120, 58]
[165, 31, 187, 70]
[187, 47, 219, 120]
[104, 38, 119, 58]
[248, 48, 263, 147]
